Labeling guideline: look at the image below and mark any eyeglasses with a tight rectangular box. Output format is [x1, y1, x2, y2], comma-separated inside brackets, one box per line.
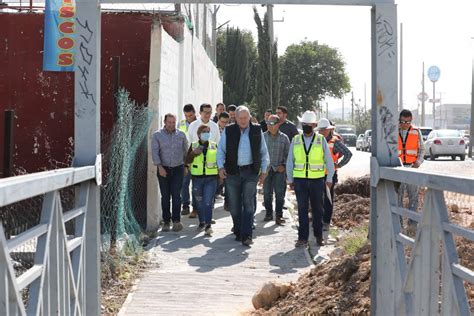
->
[399, 120, 412, 124]
[266, 121, 279, 126]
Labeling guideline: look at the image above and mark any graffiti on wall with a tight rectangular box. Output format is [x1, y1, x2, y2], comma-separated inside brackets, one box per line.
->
[76, 16, 96, 117]
[376, 14, 396, 59]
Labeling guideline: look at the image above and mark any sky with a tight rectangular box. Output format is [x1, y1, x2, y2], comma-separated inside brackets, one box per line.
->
[215, 0, 474, 115]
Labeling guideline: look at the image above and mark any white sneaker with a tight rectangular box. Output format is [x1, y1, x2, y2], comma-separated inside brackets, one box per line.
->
[205, 226, 213, 236]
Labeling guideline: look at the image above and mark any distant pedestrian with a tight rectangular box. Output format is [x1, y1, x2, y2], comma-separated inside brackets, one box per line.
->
[287, 111, 335, 247]
[227, 104, 237, 124]
[185, 125, 219, 236]
[213, 102, 226, 123]
[263, 115, 290, 225]
[217, 111, 230, 134]
[151, 113, 189, 232]
[217, 106, 269, 246]
[276, 106, 299, 142]
[397, 109, 424, 232]
[316, 118, 352, 232]
[178, 104, 197, 216]
[259, 109, 273, 132]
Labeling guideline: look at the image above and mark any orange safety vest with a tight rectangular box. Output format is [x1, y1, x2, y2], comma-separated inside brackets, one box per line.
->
[398, 126, 420, 164]
[326, 135, 340, 174]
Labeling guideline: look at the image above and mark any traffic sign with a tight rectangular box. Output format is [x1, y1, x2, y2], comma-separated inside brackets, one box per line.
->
[427, 66, 441, 82]
[429, 98, 440, 103]
[418, 92, 429, 102]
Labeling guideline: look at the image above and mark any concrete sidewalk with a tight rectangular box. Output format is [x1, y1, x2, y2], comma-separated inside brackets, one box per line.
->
[119, 194, 312, 315]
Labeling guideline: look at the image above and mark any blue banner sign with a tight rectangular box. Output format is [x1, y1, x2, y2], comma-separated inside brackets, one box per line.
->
[43, 0, 75, 72]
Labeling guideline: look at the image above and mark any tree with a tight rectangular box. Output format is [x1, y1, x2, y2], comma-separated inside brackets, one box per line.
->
[253, 7, 279, 120]
[354, 103, 371, 135]
[216, 27, 256, 106]
[280, 41, 350, 122]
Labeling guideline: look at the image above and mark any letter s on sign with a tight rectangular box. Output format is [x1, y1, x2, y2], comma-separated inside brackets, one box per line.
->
[58, 52, 74, 66]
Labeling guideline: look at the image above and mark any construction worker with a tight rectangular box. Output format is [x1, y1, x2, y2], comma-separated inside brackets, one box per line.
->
[398, 109, 424, 231]
[185, 125, 219, 236]
[178, 104, 197, 216]
[287, 111, 334, 247]
[316, 118, 352, 233]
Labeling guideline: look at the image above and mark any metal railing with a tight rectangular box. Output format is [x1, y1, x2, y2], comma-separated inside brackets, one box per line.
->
[371, 159, 474, 315]
[0, 166, 97, 315]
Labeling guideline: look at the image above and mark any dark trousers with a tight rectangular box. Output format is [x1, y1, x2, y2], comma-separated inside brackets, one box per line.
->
[226, 169, 258, 240]
[263, 168, 286, 218]
[294, 178, 324, 240]
[157, 165, 184, 224]
[181, 172, 196, 209]
[322, 172, 338, 224]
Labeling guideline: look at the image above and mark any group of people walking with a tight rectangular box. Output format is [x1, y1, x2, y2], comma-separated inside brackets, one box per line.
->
[151, 102, 352, 247]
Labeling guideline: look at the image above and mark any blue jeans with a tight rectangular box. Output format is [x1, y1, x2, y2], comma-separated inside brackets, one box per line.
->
[192, 177, 218, 224]
[157, 165, 184, 223]
[226, 169, 258, 240]
[263, 168, 286, 217]
[294, 178, 324, 241]
[181, 172, 196, 209]
[322, 172, 338, 224]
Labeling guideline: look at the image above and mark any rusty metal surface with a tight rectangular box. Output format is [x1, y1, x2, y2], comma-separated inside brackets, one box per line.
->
[0, 12, 175, 174]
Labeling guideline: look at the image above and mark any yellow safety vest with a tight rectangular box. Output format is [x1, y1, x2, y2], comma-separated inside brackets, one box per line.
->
[190, 141, 218, 176]
[292, 134, 325, 179]
[178, 119, 188, 134]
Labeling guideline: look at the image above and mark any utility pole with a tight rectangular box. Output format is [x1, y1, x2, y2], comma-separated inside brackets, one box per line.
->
[342, 95, 345, 121]
[469, 37, 474, 158]
[326, 102, 329, 119]
[421, 62, 425, 126]
[399, 23, 403, 112]
[351, 91, 355, 124]
[364, 82, 367, 111]
[211, 5, 220, 64]
[268, 4, 274, 111]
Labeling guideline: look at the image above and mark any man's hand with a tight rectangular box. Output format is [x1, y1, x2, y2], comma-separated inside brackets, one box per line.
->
[288, 182, 294, 191]
[219, 168, 227, 180]
[192, 147, 203, 155]
[158, 166, 167, 177]
[259, 172, 267, 186]
[184, 166, 189, 176]
[276, 165, 286, 173]
[412, 161, 420, 168]
[326, 182, 333, 190]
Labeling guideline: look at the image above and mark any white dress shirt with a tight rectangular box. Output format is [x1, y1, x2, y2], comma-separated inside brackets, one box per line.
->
[188, 118, 221, 144]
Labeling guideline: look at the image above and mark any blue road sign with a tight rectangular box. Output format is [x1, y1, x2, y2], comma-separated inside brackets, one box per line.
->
[427, 66, 441, 82]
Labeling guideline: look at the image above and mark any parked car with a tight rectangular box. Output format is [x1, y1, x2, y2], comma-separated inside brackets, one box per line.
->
[418, 126, 433, 142]
[362, 130, 372, 152]
[356, 134, 364, 151]
[424, 129, 466, 161]
[335, 125, 357, 146]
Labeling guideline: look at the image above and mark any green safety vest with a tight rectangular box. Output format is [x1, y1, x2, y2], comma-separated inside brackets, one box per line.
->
[190, 141, 218, 176]
[178, 119, 188, 134]
[292, 133, 325, 179]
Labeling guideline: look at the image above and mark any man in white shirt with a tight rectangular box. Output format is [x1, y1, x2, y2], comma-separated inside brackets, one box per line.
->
[188, 103, 220, 144]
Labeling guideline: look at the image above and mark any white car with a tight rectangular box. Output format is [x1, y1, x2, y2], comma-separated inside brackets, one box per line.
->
[424, 129, 466, 161]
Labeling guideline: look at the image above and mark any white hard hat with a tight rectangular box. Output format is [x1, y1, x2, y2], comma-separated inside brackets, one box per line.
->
[299, 111, 317, 124]
[317, 118, 335, 130]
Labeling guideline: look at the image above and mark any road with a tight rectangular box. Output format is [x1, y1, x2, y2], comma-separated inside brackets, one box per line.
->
[337, 147, 474, 181]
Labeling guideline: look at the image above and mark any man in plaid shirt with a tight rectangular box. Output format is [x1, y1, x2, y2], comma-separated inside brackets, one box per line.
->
[316, 118, 353, 232]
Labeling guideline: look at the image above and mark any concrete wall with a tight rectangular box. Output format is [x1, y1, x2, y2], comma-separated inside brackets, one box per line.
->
[158, 24, 223, 124]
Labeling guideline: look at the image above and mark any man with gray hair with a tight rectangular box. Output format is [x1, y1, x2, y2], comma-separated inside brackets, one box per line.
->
[217, 106, 270, 246]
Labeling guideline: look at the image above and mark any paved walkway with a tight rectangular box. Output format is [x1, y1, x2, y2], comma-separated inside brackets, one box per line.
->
[119, 193, 313, 315]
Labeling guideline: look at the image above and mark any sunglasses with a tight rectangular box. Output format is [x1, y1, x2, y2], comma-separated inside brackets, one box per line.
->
[399, 120, 412, 124]
[266, 121, 279, 126]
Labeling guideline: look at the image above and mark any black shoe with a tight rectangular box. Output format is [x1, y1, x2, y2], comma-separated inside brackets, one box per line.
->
[316, 237, 324, 246]
[242, 237, 253, 246]
[181, 205, 190, 215]
[235, 235, 242, 242]
[263, 214, 273, 221]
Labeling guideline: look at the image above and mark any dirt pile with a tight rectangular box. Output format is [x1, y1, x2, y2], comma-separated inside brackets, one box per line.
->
[252, 244, 371, 315]
[335, 175, 370, 198]
[332, 194, 370, 230]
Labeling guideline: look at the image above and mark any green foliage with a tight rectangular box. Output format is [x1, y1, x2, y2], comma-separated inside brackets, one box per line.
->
[280, 41, 350, 122]
[339, 224, 369, 255]
[216, 27, 257, 106]
[354, 103, 372, 135]
[254, 8, 279, 120]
